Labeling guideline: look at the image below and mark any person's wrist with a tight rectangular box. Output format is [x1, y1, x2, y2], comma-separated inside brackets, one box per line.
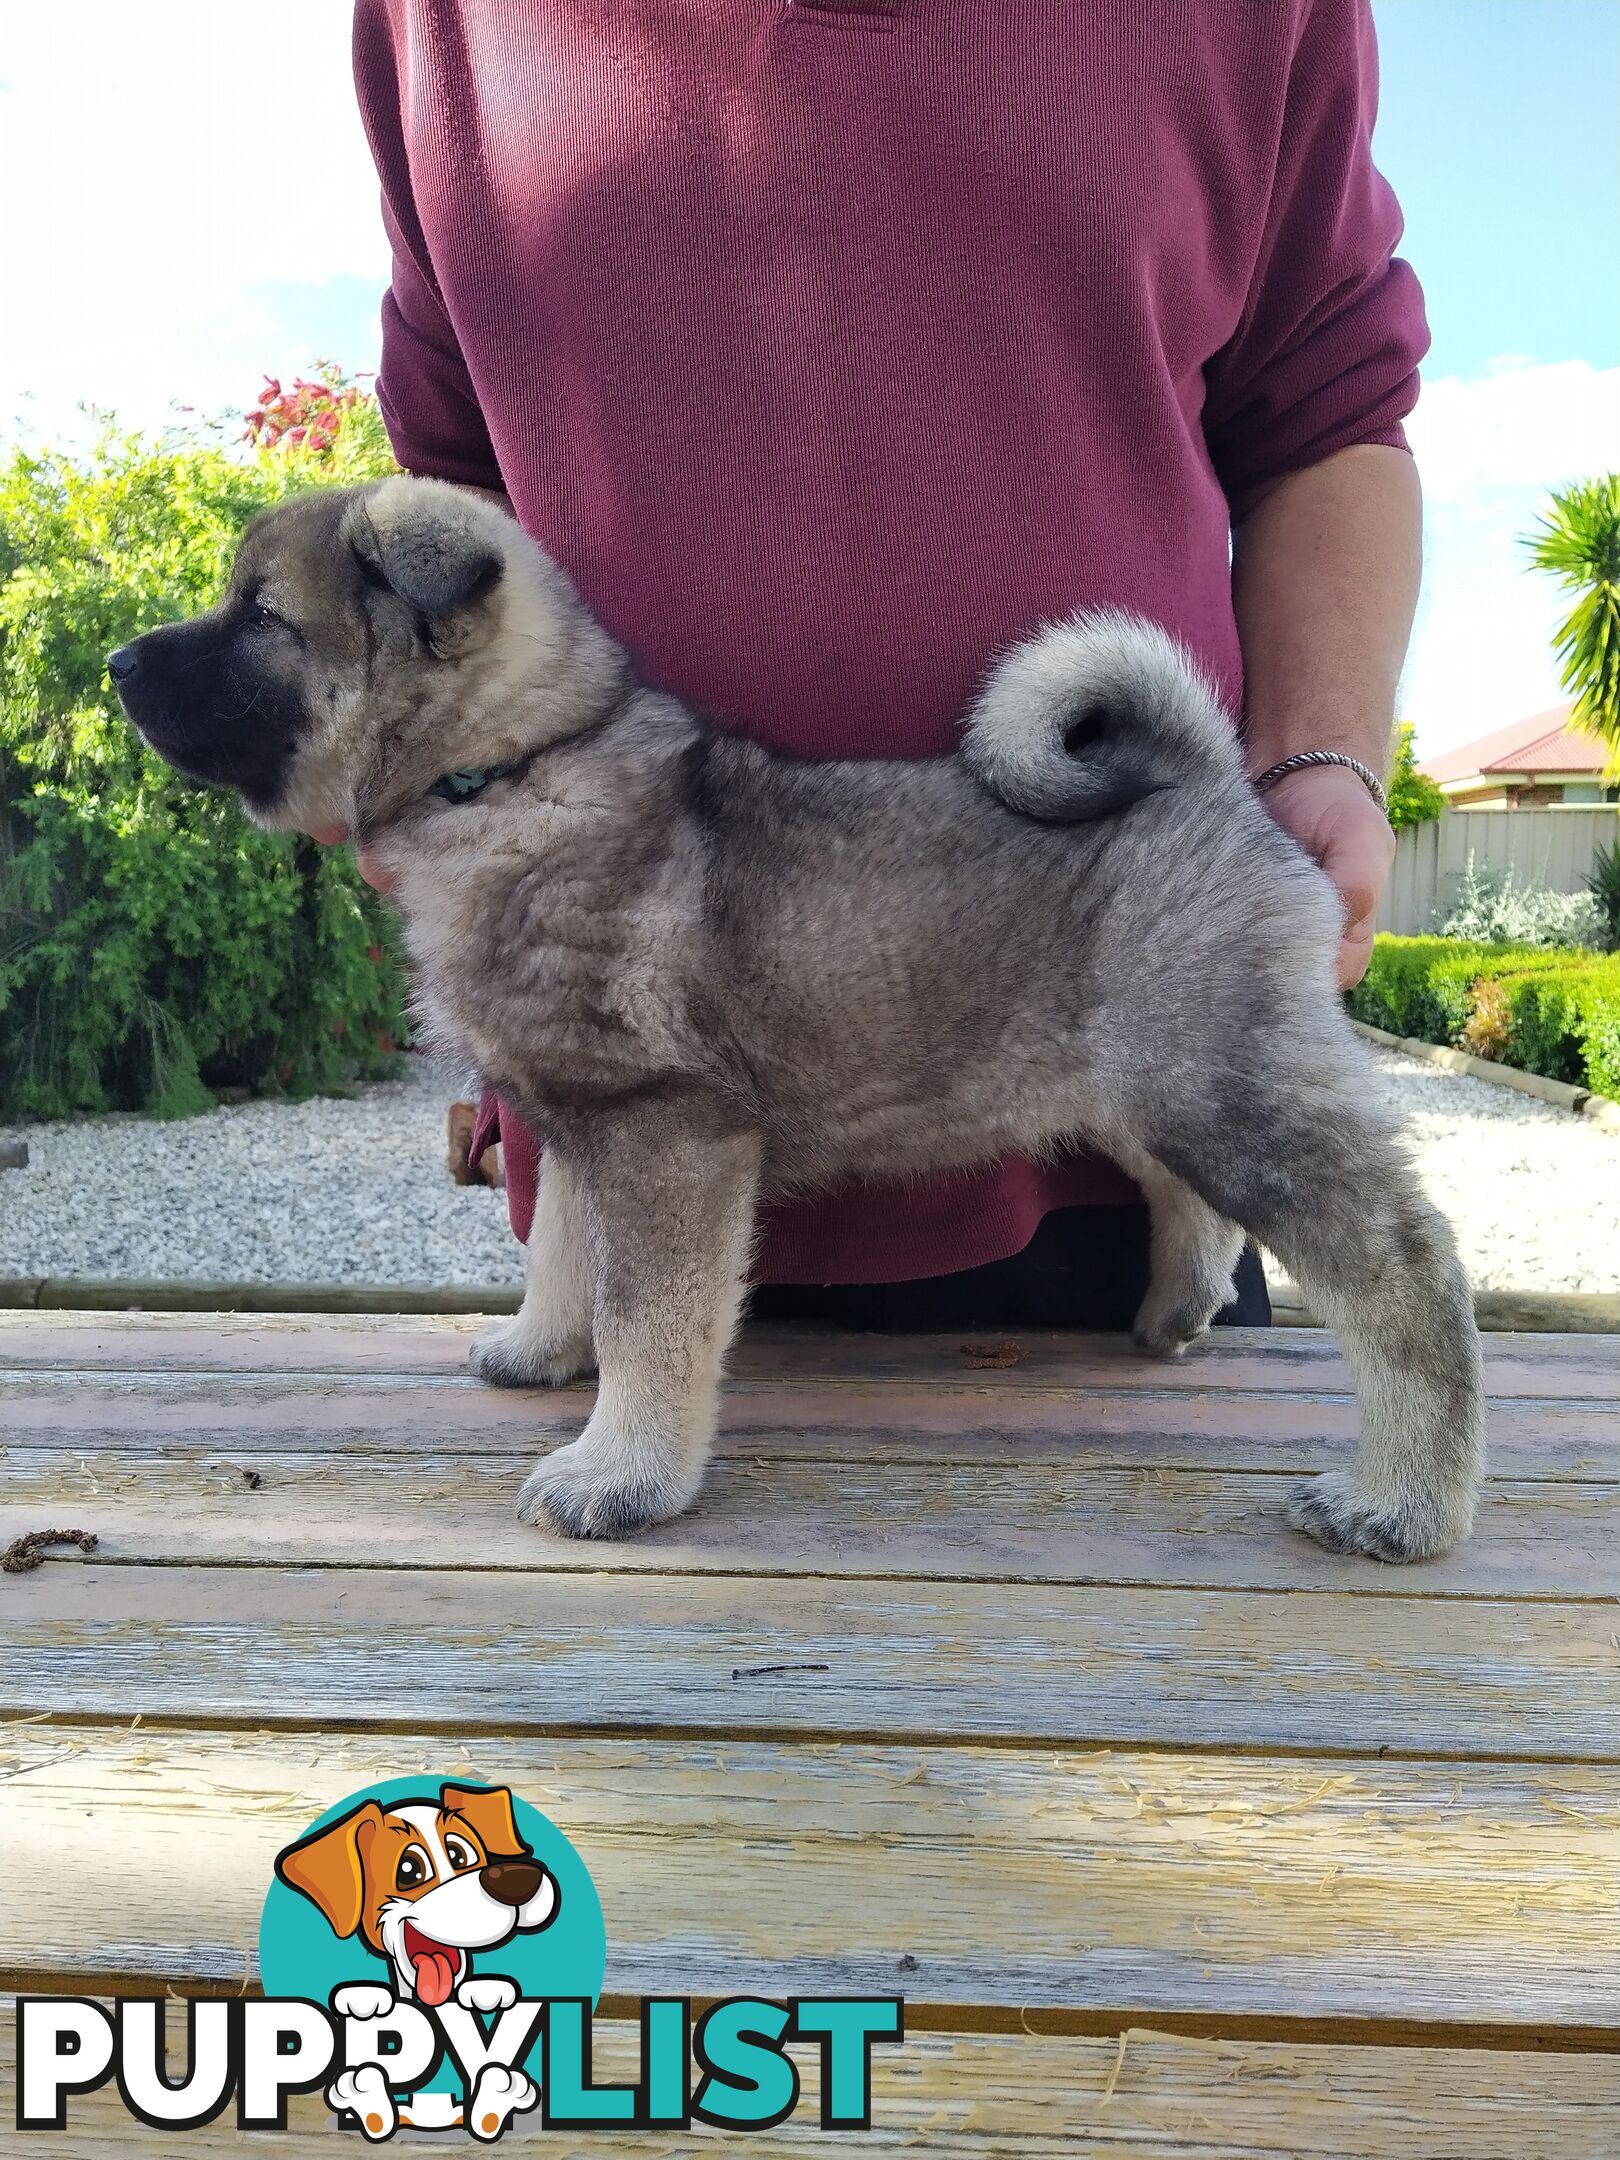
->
[1251, 748, 1388, 817]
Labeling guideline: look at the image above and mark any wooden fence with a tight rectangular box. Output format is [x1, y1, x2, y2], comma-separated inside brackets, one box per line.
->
[1377, 807, 1619, 935]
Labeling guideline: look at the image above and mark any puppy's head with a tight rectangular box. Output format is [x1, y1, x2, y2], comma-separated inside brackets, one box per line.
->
[108, 476, 620, 845]
[275, 1783, 559, 2006]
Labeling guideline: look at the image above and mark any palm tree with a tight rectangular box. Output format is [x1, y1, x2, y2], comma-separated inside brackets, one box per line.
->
[1525, 474, 1620, 773]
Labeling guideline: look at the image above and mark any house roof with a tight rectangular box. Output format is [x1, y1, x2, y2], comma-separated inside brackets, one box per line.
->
[1421, 703, 1608, 785]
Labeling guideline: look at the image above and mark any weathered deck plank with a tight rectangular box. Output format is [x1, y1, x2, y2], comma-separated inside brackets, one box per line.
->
[4, 1366, 1615, 1478]
[5, 1727, 1617, 2034]
[5, 1310, 1617, 1399]
[2, 1443, 1611, 1593]
[5, 1563, 1617, 1760]
[5, 2022, 1616, 2158]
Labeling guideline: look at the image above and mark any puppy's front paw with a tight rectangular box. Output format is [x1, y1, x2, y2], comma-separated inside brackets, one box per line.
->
[1286, 1470, 1473, 1564]
[470, 1314, 595, 1390]
[327, 2065, 396, 2141]
[516, 1435, 701, 1541]
[456, 1974, 519, 2014]
[331, 1983, 395, 2021]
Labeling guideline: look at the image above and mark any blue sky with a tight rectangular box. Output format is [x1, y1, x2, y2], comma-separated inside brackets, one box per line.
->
[1368, 0, 1620, 747]
[1, 0, 1616, 754]
[1374, 0, 1619, 379]
[1373, 0, 1615, 380]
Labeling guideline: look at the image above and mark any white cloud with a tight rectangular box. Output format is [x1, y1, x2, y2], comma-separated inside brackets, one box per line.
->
[1402, 360, 1620, 756]
[0, 0, 389, 441]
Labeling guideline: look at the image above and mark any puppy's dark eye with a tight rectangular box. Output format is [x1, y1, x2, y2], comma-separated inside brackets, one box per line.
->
[430, 769, 491, 804]
[444, 1837, 478, 1872]
[395, 1845, 432, 1891]
[246, 599, 287, 632]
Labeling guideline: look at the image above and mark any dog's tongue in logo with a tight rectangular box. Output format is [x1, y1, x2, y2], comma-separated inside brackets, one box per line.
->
[404, 1921, 461, 2007]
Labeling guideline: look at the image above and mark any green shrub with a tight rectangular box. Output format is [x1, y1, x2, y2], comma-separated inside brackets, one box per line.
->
[1349, 936, 1620, 1100]
[0, 373, 408, 1119]
[1504, 958, 1620, 1097]
[1585, 836, 1620, 948]
[1387, 722, 1445, 830]
[1435, 851, 1607, 948]
[1347, 937, 1547, 1040]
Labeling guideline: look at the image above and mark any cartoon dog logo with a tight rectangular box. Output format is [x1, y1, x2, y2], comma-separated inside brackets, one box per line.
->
[274, 1783, 560, 2138]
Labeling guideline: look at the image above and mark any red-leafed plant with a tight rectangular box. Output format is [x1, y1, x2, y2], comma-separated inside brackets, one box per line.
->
[244, 362, 384, 466]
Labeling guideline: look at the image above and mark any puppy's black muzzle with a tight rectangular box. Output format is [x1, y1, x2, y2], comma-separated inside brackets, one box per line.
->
[109, 618, 303, 811]
[108, 620, 219, 767]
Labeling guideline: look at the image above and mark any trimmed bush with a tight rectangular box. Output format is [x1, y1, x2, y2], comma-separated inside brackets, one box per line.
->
[1, 373, 408, 1119]
[1349, 936, 1620, 1100]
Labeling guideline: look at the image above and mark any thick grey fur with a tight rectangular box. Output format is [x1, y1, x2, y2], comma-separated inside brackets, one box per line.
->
[114, 477, 1486, 1556]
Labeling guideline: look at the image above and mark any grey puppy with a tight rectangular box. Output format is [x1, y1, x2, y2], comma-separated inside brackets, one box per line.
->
[110, 476, 1485, 1557]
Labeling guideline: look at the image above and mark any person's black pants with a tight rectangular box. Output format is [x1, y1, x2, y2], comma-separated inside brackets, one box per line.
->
[746, 1204, 1270, 1333]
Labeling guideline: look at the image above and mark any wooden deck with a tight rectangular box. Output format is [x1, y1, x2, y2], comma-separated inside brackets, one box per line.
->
[2, 1310, 1618, 2152]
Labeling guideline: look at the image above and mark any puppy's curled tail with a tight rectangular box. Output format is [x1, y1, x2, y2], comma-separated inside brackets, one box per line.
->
[960, 609, 1243, 822]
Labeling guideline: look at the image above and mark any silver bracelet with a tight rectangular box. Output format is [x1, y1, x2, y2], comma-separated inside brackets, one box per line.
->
[1252, 749, 1389, 816]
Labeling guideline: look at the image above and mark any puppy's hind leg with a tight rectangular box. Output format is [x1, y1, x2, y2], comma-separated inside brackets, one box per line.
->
[1278, 1161, 1483, 1563]
[1117, 1149, 1245, 1357]
[1146, 1076, 1484, 1562]
[471, 1151, 597, 1389]
[517, 1105, 761, 1540]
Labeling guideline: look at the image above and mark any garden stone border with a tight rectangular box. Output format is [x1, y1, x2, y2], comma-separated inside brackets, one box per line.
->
[2, 1273, 1617, 1334]
[1351, 1019, 1620, 1134]
[0, 1276, 521, 1316]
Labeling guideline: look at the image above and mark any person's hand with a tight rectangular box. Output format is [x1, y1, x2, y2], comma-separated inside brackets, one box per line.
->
[1256, 766, 1394, 990]
[306, 822, 398, 896]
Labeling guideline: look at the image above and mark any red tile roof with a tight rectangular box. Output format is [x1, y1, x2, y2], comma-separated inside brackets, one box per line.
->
[1421, 704, 1608, 784]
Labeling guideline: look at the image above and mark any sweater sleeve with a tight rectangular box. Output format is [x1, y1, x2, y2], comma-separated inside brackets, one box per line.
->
[352, 0, 504, 490]
[1202, 0, 1429, 509]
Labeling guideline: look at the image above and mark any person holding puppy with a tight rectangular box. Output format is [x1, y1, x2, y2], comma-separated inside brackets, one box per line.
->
[346, 0, 1425, 1334]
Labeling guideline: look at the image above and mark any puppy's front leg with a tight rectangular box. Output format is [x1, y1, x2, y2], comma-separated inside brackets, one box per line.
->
[471, 1151, 596, 1389]
[516, 1111, 761, 1540]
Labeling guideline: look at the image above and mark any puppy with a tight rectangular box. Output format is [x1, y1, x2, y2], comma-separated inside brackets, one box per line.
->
[112, 477, 1485, 1560]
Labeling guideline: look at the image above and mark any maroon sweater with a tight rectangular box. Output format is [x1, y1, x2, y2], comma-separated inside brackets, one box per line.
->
[354, 0, 1426, 1282]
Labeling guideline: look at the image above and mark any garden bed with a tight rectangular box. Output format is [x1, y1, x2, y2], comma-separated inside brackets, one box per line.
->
[1348, 936, 1620, 1099]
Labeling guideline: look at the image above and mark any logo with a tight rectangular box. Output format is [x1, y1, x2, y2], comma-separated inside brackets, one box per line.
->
[16, 1775, 903, 2140]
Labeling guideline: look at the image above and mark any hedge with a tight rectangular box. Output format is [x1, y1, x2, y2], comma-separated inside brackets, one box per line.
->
[1, 380, 410, 1120]
[1348, 936, 1620, 1101]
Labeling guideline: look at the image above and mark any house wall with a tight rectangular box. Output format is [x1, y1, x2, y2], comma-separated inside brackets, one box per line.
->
[1378, 806, 1620, 935]
[1442, 783, 1517, 809]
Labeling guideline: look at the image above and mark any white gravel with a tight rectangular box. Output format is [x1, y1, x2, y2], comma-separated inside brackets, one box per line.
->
[0, 1055, 523, 1289]
[1333, 1050, 1620, 1297]
[1, 1048, 1616, 1294]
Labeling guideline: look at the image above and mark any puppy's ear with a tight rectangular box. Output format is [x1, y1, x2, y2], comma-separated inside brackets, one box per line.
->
[440, 1783, 528, 1860]
[275, 1800, 385, 1938]
[352, 481, 503, 620]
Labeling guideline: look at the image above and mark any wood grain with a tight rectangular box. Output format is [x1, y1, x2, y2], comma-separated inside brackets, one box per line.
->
[4, 2020, 1616, 2157]
[3, 1366, 1613, 1478]
[7, 1309, 1617, 2103]
[5, 1312, 1616, 1398]
[2, 1441, 1612, 1594]
[4, 1727, 1617, 2031]
[6, 1563, 1616, 1760]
